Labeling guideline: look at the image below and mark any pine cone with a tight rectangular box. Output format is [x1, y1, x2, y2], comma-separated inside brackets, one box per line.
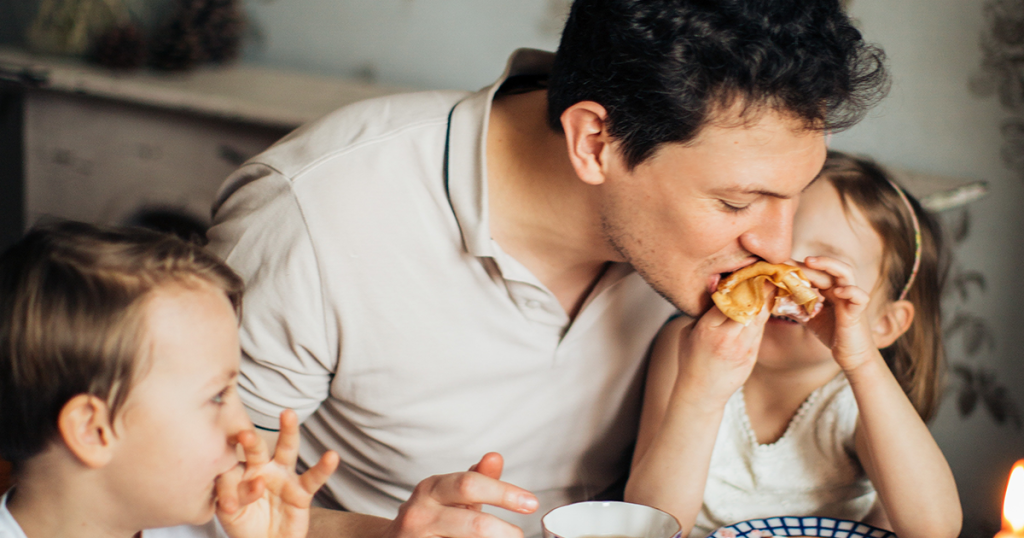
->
[196, 0, 245, 63]
[149, 16, 204, 71]
[92, 24, 147, 70]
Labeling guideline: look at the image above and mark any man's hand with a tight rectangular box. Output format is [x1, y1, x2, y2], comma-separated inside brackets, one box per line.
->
[216, 409, 340, 538]
[384, 452, 539, 538]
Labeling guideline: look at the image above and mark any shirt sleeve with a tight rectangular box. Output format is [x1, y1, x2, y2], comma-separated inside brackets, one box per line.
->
[208, 164, 337, 429]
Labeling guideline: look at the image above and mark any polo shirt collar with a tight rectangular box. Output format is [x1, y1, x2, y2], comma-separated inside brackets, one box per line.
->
[445, 48, 555, 258]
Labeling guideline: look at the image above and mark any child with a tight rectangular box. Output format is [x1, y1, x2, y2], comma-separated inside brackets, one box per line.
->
[624, 151, 962, 538]
[0, 221, 339, 538]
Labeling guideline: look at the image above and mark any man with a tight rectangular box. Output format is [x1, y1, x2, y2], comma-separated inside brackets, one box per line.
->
[206, 1, 889, 538]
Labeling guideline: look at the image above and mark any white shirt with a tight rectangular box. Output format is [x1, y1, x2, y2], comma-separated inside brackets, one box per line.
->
[693, 374, 877, 538]
[207, 49, 677, 536]
[0, 490, 224, 538]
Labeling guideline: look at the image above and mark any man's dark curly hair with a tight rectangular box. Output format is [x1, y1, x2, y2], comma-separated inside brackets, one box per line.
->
[547, 0, 889, 169]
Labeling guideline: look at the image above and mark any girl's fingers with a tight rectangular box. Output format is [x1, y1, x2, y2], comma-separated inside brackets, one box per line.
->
[701, 304, 734, 328]
[804, 256, 857, 288]
[833, 285, 870, 305]
[749, 300, 772, 329]
[794, 262, 833, 290]
[273, 409, 301, 466]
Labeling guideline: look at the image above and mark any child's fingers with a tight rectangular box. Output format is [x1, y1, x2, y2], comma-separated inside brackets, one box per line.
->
[237, 475, 266, 507]
[273, 409, 301, 466]
[748, 300, 772, 329]
[792, 262, 833, 291]
[804, 256, 857, 288]
[277, 451, 340, 509]
[238, 429, 271, 466]
[832, 285, 871, 306]
[215, 464, 245, 514]
[298, 450, 340, 495]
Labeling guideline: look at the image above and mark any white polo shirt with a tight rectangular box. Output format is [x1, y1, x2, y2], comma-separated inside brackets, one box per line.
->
[207, 49, 677, 536]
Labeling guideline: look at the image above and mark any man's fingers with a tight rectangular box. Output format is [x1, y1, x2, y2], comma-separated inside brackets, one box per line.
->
[273, 409, 301, 466]
[395, 499, 526, 538]
[238, 429, 271, 466]
[425, 472, 538, 514]
[430, 505, 526, 538]
[469, 452, 504, 480]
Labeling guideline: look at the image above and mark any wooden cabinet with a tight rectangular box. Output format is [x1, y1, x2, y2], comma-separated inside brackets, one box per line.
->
[0, 46, 406, 250]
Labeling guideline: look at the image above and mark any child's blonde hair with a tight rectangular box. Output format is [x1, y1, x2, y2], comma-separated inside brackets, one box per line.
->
[818, 151, 949, 421]
[0, 221, 243, 467]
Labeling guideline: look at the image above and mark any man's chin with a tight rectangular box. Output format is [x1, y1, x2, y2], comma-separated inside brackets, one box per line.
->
[652, 284, 711, 318]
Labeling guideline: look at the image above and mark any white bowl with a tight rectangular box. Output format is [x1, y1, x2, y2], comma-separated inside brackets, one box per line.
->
[542, 501, 682, 538]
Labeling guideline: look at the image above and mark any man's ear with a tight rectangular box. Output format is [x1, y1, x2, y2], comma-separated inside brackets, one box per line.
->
[560, 101, 614, 186]
[871, 299, 915, 349]
[58, 394, 116, 469]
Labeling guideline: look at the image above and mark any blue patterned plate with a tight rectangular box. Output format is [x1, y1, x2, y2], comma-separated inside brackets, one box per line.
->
[708, 517, 896, 538]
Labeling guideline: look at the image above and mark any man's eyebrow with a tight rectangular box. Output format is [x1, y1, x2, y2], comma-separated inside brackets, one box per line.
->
[802, 175, 821, 192]
[714, 186, 797, 200]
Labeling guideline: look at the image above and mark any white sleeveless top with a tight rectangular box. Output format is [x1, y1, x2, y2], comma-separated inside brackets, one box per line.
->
[691, 374, 877, 538]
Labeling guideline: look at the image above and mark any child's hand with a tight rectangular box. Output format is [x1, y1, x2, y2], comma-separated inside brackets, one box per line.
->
[801, 256, 878, 371]
[674, 298, 771, 409]
[215, 410, 340, 538]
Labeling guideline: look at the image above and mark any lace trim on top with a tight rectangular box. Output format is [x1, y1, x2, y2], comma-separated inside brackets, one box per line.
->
[737, 373, 845, 451]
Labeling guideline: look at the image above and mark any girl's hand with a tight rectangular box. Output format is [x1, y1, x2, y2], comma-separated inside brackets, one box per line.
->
[674, 297, 771, 409]
[800, 256, 877, 371]
[216, 410, 340, 538]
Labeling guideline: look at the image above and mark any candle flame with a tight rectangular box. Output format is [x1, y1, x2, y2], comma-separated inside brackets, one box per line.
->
[1006, 460, 1024, 533]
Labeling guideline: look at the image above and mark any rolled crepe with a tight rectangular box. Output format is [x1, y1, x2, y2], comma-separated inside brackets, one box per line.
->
[711, 261, 824, 324]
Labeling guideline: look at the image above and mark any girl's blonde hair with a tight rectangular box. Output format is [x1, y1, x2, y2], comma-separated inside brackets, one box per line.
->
[819, 151, 949, 421]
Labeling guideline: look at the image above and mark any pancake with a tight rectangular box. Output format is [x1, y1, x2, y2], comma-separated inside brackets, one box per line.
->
[712, 261, 824, 324]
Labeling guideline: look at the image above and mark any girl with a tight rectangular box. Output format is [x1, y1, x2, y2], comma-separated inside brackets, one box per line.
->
[624, 151, 961, 538]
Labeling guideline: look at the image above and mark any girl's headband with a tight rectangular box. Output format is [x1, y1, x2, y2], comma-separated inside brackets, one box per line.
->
[885, 177, 922, 301]
[823, 134, 921, 301]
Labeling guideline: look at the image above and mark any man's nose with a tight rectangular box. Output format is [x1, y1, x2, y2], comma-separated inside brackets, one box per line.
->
[741, 199, 796, 264]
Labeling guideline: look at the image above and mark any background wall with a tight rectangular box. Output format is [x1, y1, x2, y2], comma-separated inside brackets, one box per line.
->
[3, 0, 1022, 534]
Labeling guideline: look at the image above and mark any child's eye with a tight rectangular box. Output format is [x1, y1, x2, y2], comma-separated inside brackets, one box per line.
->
[212, 387, 229, 405]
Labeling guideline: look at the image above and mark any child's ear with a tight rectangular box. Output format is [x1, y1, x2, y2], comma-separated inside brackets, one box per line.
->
[58, 395, 116, 468]
[871, 299, 915, 349]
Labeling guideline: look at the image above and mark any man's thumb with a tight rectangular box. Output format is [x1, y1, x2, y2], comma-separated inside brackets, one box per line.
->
[468, 452, 504, 479]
